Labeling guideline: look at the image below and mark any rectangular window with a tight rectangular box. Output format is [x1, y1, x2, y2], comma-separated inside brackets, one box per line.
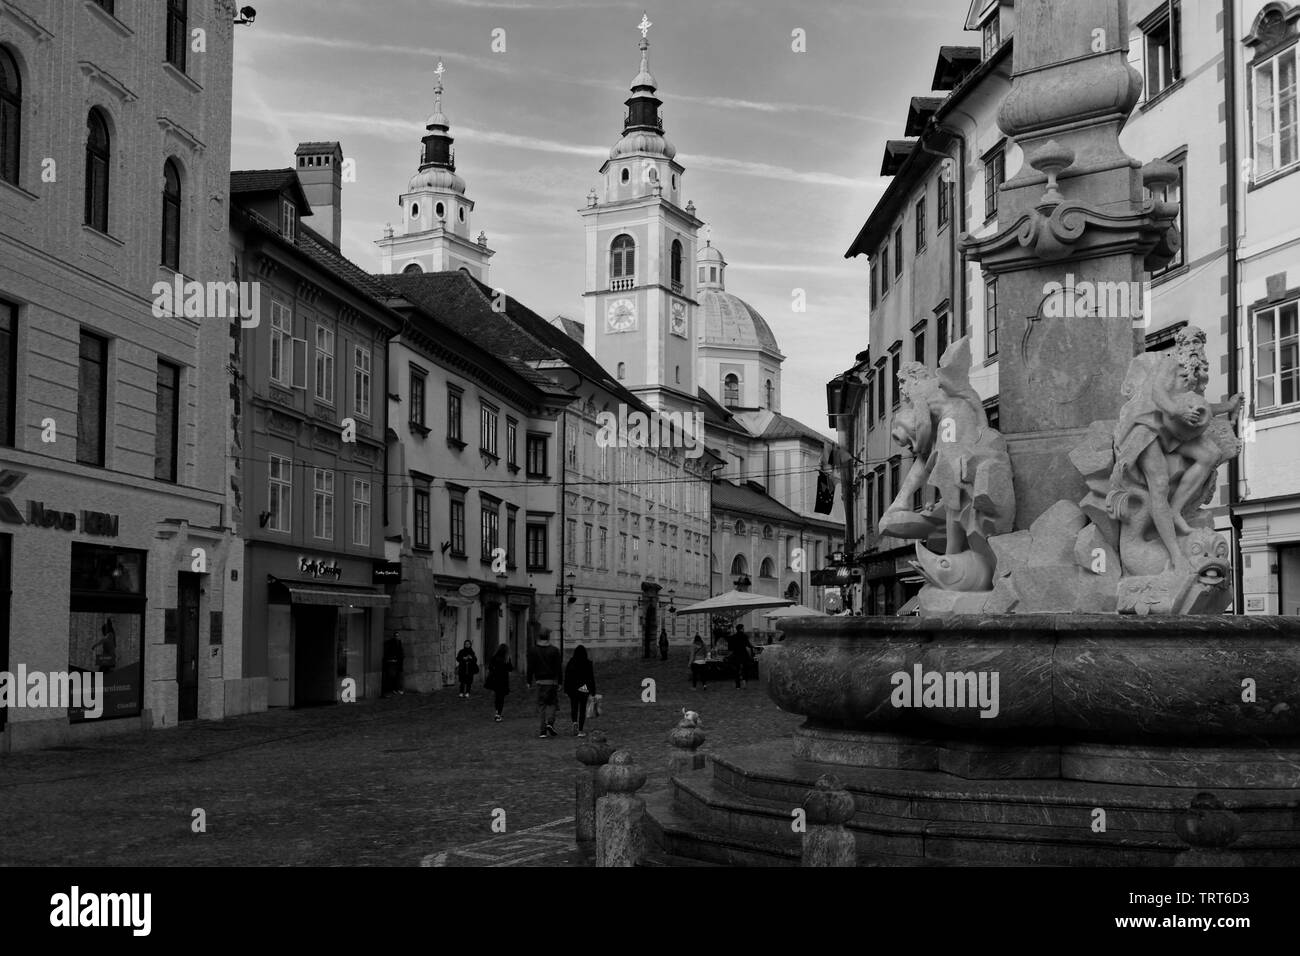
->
[77, 330, 108, 467]
[866, 371, 875, 426]
[449, 495, 466, 556]
[876, 364, 887, 420]
[1141, 1, 1181, 101]
[0, 302, 14, 447]
[270, 300, 292, 386]
[880, 244, 890, 295]
[893, 226, 904, 278]
[982, 9, 1001, 58]
[353, 345, 371, 418]
[870, 257, 878, 308]
[314, 326, 335, 404]
[480, 402, 498, 456]
[506, 508, 518, 568]
[279, 198, 296, 241]
[313, 468, 334, 540]
[985, 278, 999, 357]
[352, 479, 371, 547]
[166, 0, 188, 71]
[526, 523, 548, 571]
[154, 360, 180, 483]
[583, 523, 594, 566]
[915, 197, 927, 254]
[526, 434, 548, 477]
[632, 536, 640, 564]
[1256, 300, 1300, 410]
[876, 468, 887, 522]
[409, 369, 426, 427]
[267, 455, 292, 533]
[599, 527, 608, 569]
[1150, 153, 1186, 276]
[506, 418, 518, 468]
[447, 387, 463, 443]
[913, 325, 926, 367]
[865, 476, 874, 532]
[414, 487, 431, 551]
[890, 349, 901, 407]
[889, 459, 901, 508]
[619, 531, 628, 564]
[984, 150, 1005, 221]
[1252, 45, 1299, 179]
[480, 499, 499, 561]
[937, 311, 950, 358]
[937, 172, 952, 229]
[566, 519, 577, 565]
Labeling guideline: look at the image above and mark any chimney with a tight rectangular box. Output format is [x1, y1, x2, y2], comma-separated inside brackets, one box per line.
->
[294, 142, 343, 247]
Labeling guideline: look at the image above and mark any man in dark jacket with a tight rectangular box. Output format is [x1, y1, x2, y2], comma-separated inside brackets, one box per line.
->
[728, 624, 752, 689]
[526, 629, 563, 738]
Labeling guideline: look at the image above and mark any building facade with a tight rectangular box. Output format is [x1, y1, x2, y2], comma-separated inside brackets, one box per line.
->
[0, 0, 238, 749]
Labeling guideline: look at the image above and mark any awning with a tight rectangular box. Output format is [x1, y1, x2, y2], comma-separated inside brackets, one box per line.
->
[283, 584, 391, 608]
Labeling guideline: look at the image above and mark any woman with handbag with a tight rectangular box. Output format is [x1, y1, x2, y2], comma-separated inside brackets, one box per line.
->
[484, 645, 513, 721]
[563, 644, 597, 737]
[455, 640, 479, 699]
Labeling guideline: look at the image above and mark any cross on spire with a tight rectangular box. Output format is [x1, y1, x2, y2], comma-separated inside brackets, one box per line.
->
[638, 12, 652, 38]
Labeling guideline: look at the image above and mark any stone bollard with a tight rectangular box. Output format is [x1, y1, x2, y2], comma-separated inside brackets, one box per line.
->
[800, 773, 858, 867]
[1174, 792, 1244, 867]
[668, 709, 706, 775]
[574, 730, 614, 851]
[595, 751, 648, 867]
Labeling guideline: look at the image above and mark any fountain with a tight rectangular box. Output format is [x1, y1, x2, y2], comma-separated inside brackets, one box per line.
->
[641, 0, 1300, 865]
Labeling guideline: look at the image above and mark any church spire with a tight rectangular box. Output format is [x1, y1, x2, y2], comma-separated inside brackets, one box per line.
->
[625, 12, 663, 134]
[421, 61, 455, 171]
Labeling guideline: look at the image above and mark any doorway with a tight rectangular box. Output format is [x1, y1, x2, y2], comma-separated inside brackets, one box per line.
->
[293, 605, 339, 706]
[177, 572, 200, 721]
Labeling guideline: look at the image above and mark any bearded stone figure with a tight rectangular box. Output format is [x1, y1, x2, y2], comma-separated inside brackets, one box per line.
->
[878, 337, 1015, 593]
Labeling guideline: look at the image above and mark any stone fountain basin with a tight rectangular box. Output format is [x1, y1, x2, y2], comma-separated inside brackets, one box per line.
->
[766, 615, 1300, 741]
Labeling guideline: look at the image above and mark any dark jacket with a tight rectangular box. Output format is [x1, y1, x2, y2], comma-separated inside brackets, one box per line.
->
[728, 631, 752, 659]
[563, 657, 597, 697]
[486, 656, 513, 693]
[383, 637, 404, 666]
[456, 647, 478, 681]
[527, 643, 562, 684]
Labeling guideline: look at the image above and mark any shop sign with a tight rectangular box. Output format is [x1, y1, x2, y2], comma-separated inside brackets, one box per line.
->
[298, 556, 343, 580]
[372, 561, 403, 584]
[0, 472, 119, 536]
[458, 583, 481, 599]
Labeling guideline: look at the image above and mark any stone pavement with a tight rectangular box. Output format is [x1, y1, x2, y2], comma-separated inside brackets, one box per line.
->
[0, 654, 800, 866]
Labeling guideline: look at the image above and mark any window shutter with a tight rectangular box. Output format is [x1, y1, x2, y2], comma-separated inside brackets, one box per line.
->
[292, 337, 307, 389]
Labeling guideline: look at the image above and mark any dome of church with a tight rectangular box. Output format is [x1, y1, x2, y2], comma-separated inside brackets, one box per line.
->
[697, 242, 724, 264]
[699, 289, 782, 354]
[407, 165, 466, 195]
[610, 130, 677, 160]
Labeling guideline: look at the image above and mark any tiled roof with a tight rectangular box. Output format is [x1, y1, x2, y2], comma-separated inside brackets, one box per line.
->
[296, 226, 396, 300]
[712, 480, 804, 524]
[553, 315, 585, 341]
[230, 169, 312, 211]
[759, 412, 835, 446]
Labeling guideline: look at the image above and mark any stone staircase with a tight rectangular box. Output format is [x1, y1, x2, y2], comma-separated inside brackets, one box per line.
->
[640, 740, 1300, 866]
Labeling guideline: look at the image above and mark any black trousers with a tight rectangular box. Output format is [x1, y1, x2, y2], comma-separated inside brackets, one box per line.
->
[691, 662, 707, 686]
[459, 678, 473, 694]
[569, 692, 589, 730]
[494, 688, 507, 714]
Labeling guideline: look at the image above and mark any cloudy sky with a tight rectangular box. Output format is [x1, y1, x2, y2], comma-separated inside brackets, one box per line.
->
[231, 0, 972, 434]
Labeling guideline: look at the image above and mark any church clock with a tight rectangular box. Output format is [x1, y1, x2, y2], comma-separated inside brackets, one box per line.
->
[670, 300, 687, 337]
[606, 298, 637, 333]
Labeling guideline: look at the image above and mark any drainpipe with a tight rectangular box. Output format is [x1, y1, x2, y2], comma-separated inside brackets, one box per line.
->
[558, 410, 567, 659]
[1223, 0, 1244, 614]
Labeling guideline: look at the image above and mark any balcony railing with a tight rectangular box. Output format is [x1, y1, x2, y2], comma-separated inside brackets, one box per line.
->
[611, 276, 635, 291]
[670, 280, 683, 295]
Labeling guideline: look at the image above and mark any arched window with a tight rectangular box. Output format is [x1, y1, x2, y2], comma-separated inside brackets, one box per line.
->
[670, 239, 682, 285]
[610, 234, 635, 279]
[759, 557, 776, 579]
[616, 361, 626, 380]
[765, 379, 774, 408]
[785, 581, 801, 602]
[161, 159, 181, 270]
[410, 202, 419, 218]
[675, 365, 681, 384]
[723, 374, 740, 405]
[84, 109, 110, 233]
[402, 263, 423, 274]
[735, 520, 747, 535]
[0, 47, 20, 185]
[730, 554, 748, 576]
[762, 524, 773, 539]
[435, 201, 445, 219]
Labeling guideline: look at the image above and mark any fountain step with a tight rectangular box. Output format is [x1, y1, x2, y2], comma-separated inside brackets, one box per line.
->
[708, 741, 1300, 833]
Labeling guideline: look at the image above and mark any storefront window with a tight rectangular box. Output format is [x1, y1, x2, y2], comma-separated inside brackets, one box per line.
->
[68, 544, 146, 721]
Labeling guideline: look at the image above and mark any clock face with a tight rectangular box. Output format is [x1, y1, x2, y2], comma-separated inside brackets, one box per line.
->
[606, 298, 637, 333]
[670, 301, 687, 337]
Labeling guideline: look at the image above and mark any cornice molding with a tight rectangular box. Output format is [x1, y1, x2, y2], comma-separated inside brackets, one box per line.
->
[79, 60, 138, 103]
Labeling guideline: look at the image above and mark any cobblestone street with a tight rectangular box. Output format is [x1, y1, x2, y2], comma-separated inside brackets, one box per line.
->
[0, 656, 799, 867]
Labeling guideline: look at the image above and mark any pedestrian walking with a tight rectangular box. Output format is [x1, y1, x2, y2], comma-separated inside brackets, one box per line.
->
[658, 627, 669, 661]
[563, 644, 598, 737]
[455, 640, 478, 698]
[728, 623, 752, 689]
[382, 632, 405, 697]
[526, 629, 563, 738]
[484, 644, 513, 721]
[690, 634, 709, 689]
